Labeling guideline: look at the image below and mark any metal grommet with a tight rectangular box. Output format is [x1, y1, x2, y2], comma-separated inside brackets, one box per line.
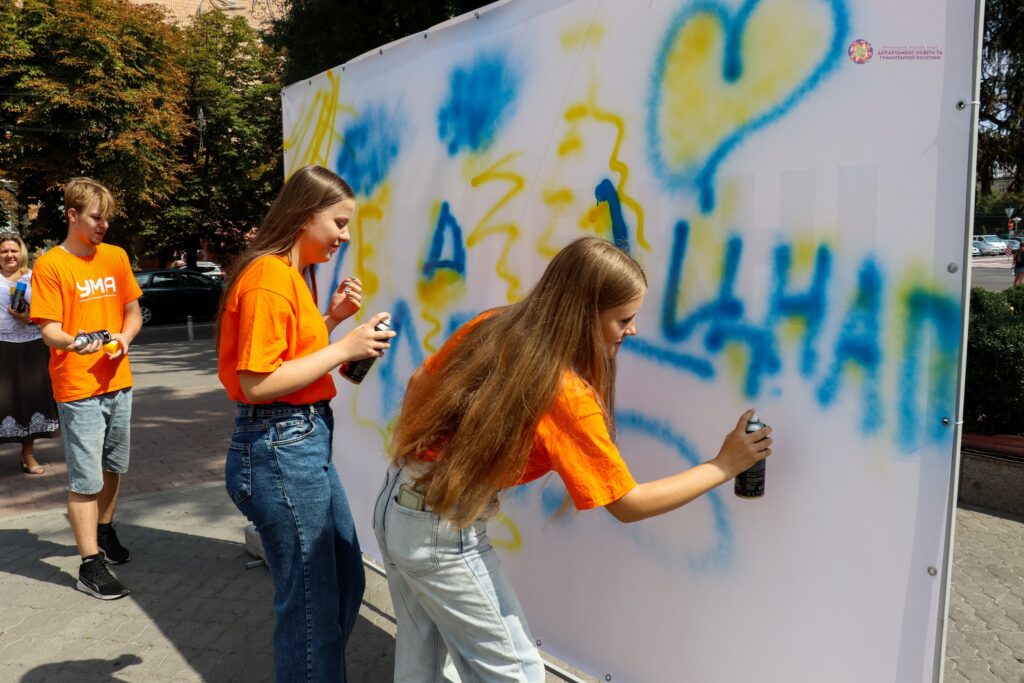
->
[928, 566, 938, 576]
[956, 100, 967, 110]
[605, 675, 612, 682]
[942, 417, 951, 425]
[947, 263, 958, 273]
[535, 639, 542, 646]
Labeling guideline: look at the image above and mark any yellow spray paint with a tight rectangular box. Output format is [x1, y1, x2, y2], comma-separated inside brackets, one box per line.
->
[556, 80, 649, 249]
[657, 0, 830, 169]
[351, 184, 390, 308]
[416, 202, 469, 352]
[560, 20, 604, 50]
[283, 71, 353, 172]
[469, 153, 525, 302]
[537, 188, 576, 259]
[489, 512, 523, 551]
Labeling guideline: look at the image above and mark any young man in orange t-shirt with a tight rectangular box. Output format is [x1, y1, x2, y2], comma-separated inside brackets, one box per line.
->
[31, 178, 143, 600]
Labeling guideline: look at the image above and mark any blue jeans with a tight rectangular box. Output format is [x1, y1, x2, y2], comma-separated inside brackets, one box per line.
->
[372, 464, 545, 682]
[226, 402, 365, 683]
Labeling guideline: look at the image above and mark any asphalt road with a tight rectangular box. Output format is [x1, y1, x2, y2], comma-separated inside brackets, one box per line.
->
[969, 255, 1017, 292]
[134, 320, 216, 346]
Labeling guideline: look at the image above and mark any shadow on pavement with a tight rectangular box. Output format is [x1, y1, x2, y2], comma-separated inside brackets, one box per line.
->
[2, 522, 394, 682]
[0, 529, 77, 586]
[20, 654, 142, 682]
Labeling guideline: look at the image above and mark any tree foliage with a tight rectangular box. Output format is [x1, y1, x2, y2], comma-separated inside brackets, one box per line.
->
[965, 286, 1024, 434]
[978, 0, 1024, 195]
[267, 0, 487, 85]
[0, 0, 190, 252]
[0, 0, 285, 266]
[150, 10, 284, 267]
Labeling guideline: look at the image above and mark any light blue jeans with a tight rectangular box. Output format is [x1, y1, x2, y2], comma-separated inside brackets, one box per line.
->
[57, 387, 132, 495]
[372, 463, 545, 682]
[226, 401, 365, 683]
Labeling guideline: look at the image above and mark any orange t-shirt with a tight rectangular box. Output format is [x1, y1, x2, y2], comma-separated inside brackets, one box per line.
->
[218, 255, 336, 405]
[423, 312, 637, 510]
[30, 244, 142, 403]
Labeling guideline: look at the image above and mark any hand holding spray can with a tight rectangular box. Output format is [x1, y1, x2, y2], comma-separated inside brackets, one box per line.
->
[338, 318, 391, 384]
[734, 413, 768, 498]
[70, 329, 112, 352]
[9, 281, 27, 313]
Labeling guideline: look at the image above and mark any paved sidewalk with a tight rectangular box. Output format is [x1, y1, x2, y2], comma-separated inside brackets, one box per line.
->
[0, 338, 1021, 681]
[0, 341, 232, 517]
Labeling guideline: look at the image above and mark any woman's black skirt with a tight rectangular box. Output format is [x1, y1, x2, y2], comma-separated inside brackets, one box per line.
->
[0, 338, 60, 444]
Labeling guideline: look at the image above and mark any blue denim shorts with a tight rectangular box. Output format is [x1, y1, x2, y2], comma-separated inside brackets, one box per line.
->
[56, 388, 132, 495]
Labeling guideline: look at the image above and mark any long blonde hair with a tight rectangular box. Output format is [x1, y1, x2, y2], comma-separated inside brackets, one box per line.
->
[217, 165, 354, 337]
[391, 237, 647, 527]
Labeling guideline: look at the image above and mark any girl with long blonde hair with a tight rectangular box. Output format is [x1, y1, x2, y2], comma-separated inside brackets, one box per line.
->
[373, 236, 772, 681]
[217, 165, 395, 682]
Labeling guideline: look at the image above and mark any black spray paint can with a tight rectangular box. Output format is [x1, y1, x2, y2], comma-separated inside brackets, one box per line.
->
[70, 329, 111, 351]
[339, 318, 391, 384]
[734, 413, 767, 498]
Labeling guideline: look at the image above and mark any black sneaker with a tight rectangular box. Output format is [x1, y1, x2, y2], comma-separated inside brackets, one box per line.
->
[77, 555, 130, 600]
[98, 522, 131, 564]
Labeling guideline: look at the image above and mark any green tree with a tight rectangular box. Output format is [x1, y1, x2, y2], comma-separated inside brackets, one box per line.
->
[978, 0, 1024, 195]
[148, 10, 284, 267]
[268, 0, 487, 85]
[0, 0, 190, 254]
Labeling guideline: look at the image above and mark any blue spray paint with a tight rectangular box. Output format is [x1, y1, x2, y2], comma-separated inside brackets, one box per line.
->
[816, 260, 883, 433]
[618, 411, 732, 572]
[703, 318, 781, 397]
[377, 299, 425, 420]
[594, 178, 631, 253]
[898, 289, 961, 448]
[336, 102, 405, 197]
[622, 337, 716, 379]
[661, 221, 744, 342]
[645, 0, 850, 212]
[322, 243, 351, 314]
[438, 50, 522, 156]
[422, 201, 467, 278]
[767, 242, 832, 377]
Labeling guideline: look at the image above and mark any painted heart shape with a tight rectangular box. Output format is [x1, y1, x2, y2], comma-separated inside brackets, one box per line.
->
[646, 0, 849, 213]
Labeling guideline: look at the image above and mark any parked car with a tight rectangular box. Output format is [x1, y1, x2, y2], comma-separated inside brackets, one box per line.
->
[978, 234, 1009, 252]
[1005, 238, 1021, 252]
[973, 240, 1001, 256]
[179, 261, 225, 280]
[134, 269, 223, 325]
[972, 244, 980, 257]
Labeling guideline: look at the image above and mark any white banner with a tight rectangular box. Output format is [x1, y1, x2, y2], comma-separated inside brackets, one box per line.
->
[282, 0, 979, 679]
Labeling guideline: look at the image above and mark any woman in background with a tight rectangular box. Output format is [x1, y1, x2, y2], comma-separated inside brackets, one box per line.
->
[0, 232, 58, 474]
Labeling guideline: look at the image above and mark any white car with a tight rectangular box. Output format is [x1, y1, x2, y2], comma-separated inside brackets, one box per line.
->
[180, 261, 225, 279]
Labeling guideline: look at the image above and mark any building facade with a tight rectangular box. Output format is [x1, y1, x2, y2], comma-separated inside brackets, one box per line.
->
[127, 0, 282, 29]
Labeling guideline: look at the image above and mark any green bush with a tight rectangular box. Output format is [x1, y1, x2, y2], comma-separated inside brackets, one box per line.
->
[965, 286, 1024, 433]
